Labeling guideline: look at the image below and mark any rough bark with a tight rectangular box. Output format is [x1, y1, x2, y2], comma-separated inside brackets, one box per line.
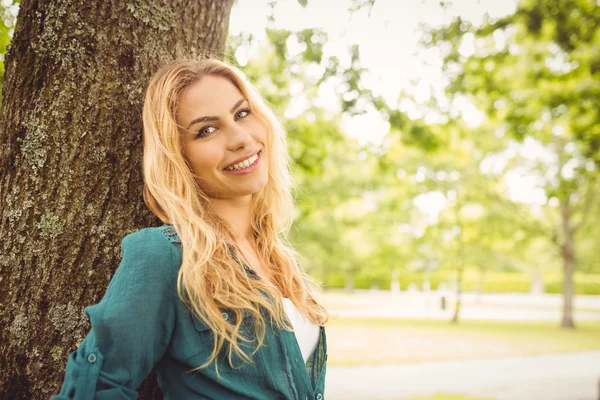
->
[560, 199, 576, 329]
[0, 0, 234, 398]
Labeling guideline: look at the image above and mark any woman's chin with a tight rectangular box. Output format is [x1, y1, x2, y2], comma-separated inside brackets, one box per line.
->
[222, 182, 269, 199]
[247, 181, 269, 196]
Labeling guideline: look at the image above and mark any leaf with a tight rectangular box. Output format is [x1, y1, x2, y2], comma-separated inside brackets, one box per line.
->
[297, 0, 308, 7]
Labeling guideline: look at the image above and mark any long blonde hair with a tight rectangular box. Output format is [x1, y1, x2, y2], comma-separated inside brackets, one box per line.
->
[141, 58, 328, 370]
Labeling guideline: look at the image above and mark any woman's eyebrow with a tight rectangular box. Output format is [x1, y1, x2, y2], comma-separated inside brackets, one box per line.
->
[186, 98, 247, 129]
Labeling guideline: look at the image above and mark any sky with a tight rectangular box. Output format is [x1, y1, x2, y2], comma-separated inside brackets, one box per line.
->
[229, 0, 555, 222]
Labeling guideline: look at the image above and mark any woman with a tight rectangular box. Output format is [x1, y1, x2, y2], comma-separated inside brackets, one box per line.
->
[54, 59, 329, 400]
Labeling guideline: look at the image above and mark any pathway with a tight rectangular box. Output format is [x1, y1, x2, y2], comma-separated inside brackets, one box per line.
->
[325, 351, 600, 400]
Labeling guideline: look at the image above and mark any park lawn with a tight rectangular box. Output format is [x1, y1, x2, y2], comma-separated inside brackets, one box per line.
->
[326, 317, 600, 366]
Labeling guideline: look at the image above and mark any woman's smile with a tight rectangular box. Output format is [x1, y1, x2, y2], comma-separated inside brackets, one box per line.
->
[222, 150, 262, 174]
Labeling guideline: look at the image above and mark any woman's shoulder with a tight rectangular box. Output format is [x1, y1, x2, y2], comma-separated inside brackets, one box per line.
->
[123, 224, 181, 248]
[117, 224, 182, 276]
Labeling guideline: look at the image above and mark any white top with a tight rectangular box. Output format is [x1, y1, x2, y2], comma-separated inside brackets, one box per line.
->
[282, 297, 320, 363]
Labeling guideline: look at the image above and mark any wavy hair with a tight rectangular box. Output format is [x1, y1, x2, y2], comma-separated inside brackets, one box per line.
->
[141, 58, 328, 371]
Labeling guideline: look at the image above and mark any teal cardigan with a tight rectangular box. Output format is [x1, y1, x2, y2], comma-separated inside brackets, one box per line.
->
[53, 225, 327, 400]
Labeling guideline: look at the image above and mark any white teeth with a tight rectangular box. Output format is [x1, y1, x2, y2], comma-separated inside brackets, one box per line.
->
[225, 153, 258, 171]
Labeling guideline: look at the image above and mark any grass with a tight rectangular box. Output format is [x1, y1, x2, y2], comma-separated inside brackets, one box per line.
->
[326, 317, 600, 366]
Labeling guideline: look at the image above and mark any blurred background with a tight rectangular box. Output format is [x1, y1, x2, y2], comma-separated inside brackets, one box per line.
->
[2, 0, 599, 399]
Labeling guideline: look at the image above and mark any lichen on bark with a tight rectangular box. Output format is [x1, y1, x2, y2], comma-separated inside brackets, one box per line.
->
[126, 1, 176, 31]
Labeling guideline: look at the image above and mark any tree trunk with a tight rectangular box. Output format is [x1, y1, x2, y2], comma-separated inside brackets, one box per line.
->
[0, 1, 233, 398]
[560, 199, 576, 329]
[390, 269, 400, 294]
[475, 263, 486, 304]
[451, 262, 464, 324]
[321, 262, 329, 288]
[344, 270, 355, 293]
[530, 265, 544, 295]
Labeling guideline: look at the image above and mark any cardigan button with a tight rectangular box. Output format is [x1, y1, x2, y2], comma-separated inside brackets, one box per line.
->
[87, 353, 97, 364]
[222, 312, 229, 321]
[316, 394, 323, 400]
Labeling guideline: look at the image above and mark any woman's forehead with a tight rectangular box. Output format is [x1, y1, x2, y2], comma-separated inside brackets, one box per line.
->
[178, 76, 243, 117]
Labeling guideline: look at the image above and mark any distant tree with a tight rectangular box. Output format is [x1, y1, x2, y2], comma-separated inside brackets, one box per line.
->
[425, 0, 600, 328]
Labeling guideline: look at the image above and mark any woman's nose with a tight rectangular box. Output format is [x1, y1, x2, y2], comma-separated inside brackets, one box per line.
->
[226, 122, 252, 150]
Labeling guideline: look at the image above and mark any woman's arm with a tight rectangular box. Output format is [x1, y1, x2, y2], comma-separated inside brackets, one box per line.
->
[53, 228, 178, 400]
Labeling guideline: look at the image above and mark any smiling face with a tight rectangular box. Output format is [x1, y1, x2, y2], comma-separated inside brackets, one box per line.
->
[176, 75, 269, 200]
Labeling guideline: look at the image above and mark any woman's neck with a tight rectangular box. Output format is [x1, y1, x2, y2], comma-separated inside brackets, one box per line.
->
[209, 195, 254, 242]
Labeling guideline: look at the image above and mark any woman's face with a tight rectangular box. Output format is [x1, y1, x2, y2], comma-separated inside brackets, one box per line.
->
[177, 75, 269, 199]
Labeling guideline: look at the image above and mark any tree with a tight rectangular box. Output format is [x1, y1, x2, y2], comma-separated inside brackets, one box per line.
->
[424, 0, 600, 328]
[0, 1, 233, 398]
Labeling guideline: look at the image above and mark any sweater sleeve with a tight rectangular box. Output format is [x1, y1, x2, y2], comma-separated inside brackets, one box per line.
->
[53, 228, 178, 400]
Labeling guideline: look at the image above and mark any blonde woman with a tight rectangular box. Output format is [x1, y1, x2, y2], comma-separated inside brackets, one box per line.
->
[53, 59, 329, 400]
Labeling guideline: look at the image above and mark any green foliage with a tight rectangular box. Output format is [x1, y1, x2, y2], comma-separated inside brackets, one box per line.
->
[544, 274, 600, 295]
[426, 0, 600, 163]
[324, 270, 600, 295]
[0, 0, 19, 99]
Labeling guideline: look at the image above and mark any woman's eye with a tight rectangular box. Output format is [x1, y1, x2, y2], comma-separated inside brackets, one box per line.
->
[196, 125, 216, 138]
[236, 109, 251, 120]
